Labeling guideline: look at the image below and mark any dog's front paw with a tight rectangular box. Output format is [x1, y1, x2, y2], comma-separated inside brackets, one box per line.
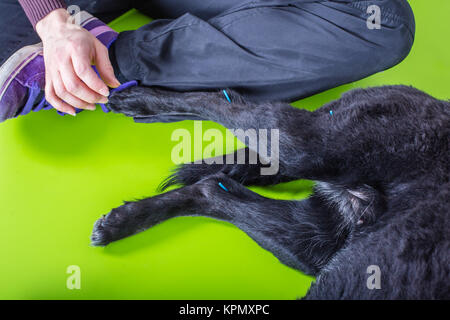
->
[107, 86, 158, 117]
[91, 215, 113, 247]
[91, 204, 139, 246]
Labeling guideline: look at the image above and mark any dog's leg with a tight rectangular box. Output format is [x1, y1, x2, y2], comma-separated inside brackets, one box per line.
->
[108, 87, 326, 181]
[160, 147, 296, 190]
[108, 86, 445, 184]
[92, 174, 346, 275]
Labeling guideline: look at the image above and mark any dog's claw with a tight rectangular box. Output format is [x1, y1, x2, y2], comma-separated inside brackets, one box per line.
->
[91, 215, 112, 247]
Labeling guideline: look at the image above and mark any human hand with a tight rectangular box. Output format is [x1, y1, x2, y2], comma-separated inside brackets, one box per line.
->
[36, 9, 120, 115]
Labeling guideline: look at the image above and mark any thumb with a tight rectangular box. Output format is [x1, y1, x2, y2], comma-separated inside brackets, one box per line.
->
[94, 40, 121, 88]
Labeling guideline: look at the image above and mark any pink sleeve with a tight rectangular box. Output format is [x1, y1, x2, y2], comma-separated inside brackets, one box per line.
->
[18, 0, 67, 28]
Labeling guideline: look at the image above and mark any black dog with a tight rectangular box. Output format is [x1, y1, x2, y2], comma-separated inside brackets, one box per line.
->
[91, 85, 449, 299]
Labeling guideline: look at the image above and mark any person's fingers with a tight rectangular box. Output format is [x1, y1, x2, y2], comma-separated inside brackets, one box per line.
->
[59, 60, 107, 106]
[72, 50, 110, 97]
[53, 70, 97, 111]
[45, 75, 76, 116]
[94, 40, 121, 88]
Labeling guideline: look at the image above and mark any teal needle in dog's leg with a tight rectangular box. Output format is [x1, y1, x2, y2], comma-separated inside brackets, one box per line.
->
[223, 90, 231, 103]
[218, 182, 229, 192]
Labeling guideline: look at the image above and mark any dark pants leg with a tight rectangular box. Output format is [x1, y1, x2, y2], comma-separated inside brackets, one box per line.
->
[133, 0, 248, 20]
[0, 0, 132, 65]
[113, 0, 415, 102]
[0, 0, 40, 64]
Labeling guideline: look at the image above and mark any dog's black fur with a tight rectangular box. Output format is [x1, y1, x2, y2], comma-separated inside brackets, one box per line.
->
[91, 85, 449, 299]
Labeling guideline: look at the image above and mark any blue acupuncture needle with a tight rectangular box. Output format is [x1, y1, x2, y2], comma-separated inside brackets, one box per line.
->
[223, 90, 231, 103]
[218, 182, 229, 192]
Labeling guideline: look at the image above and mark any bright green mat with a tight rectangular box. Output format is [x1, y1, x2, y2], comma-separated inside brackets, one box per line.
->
[0, 0, 448, 299]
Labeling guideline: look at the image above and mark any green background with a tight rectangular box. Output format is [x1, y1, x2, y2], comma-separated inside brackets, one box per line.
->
[0, 0, 448, 299]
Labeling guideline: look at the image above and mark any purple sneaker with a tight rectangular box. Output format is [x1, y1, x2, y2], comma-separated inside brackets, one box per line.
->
[0, 43, 46, 122]
[0, 11, 135, 122]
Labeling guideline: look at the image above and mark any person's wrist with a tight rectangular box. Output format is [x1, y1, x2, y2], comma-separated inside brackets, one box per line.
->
[36, 8, 72, 40]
